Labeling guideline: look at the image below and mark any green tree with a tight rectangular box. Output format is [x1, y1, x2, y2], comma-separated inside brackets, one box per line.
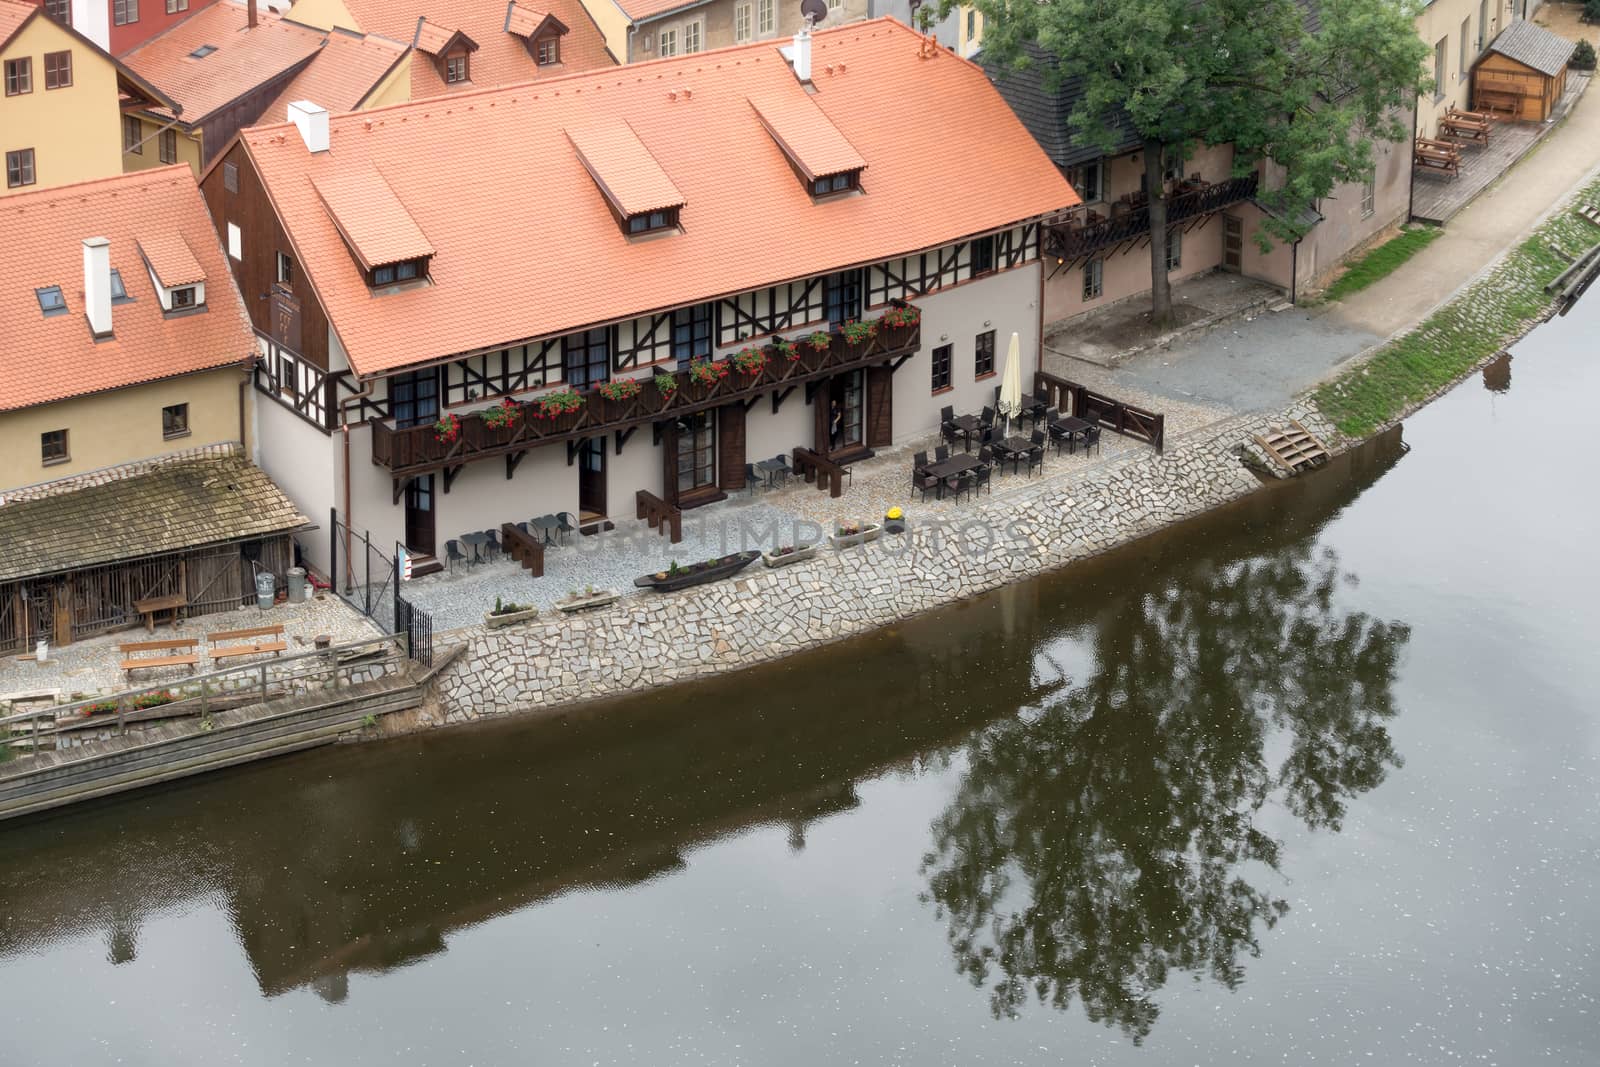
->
[920, 544, 1409, 1040]
[965, 0, 1430, 323]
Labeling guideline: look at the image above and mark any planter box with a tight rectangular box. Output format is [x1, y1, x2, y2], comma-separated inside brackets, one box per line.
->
[761, 544, 820, 568]
[635, 551, 760, 591]
[556, 591, 619, 614]
[829, 523, 883, 550]
[483, 606, 539, 629]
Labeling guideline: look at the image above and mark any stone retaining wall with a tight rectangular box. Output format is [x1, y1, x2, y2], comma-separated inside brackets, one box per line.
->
[426, 400, 1337, 727]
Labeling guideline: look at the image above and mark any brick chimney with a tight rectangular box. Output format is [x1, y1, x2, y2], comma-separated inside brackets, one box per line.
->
[83, 237, 112, 339]
[248, 0, 258, 29]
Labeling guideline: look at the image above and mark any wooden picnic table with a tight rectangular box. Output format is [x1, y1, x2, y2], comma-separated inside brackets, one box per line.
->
[1414, 143, 1460, 179]
[132, 593, 186, 632]
[1439, 116, 1489, 147]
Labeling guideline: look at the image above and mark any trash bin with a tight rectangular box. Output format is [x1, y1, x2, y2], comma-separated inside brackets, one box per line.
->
[287, 567, 307, 603]
[255, 570, 277, 609]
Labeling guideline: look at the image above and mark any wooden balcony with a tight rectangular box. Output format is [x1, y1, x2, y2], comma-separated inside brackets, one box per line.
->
[371, 314, 921, 479]
[1046, 174, 1260, 261]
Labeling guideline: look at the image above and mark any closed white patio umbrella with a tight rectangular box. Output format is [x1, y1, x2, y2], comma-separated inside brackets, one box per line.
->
[997, 331, 1023, 437]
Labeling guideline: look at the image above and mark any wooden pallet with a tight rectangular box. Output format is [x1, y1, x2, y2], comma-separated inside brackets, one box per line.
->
[1578, 204, 1600, 227]
[1253, 420, 1329, 475]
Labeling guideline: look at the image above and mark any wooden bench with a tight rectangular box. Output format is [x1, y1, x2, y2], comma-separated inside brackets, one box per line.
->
[1414, 141, 1460, 179]
[132, 592, 186, 632]
[206, 624, 287, 663]
[1473, 88, 1522, 120]
[791, 447, 847, 498]
[635, 489, 683, 543]
[118, 638, 200, 678]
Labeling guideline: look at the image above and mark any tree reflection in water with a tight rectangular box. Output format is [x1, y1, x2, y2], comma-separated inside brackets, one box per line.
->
[920, 543, 1410, 1041]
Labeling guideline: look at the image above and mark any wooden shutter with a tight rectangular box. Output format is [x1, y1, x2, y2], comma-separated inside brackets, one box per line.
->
[717, 403, 746, 492]
[866, 366, 893, 448]
[661, 419, 680, 507]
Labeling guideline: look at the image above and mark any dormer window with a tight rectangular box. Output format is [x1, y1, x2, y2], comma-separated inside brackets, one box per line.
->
[171, 286, 196, 309]
[371, 257, 429, 287]
[627, 208, 678, 236]
[506, 5, 570, 68]
[109, 269, 133, 303]
[137, 234, 207, 313]
[36, 285, 67, 316]
[444, 53, 469, 83]
[536, 36, 559, 65]
[811, 170, 860, 198]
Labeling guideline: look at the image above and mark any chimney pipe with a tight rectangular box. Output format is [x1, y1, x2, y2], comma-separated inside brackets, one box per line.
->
[83, 237, 112, 339]
[248, 0, 258, 29]
[793, 22, 812, 83]
[287, 100, 330, 153]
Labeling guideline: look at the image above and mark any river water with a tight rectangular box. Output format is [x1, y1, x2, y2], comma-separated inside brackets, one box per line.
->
[2, 307, 1598, 1065]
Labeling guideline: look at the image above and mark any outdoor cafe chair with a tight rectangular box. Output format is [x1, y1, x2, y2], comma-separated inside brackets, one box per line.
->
[557, 512, 577, 543]
[445, 539, 468, 573]
[913, 450, 929, 471]
[1081, 425, 1102, 456]
[912, 467, 941, 503]
[939, 404, 955, 424]
[481, 530, 503, 563]
[974, 464, 993, 496]
[771, 454, 793, 486]
[1026, 445, 1045, 478]
[745, 462, 762, 495]
[981, 405, 995, 426]
[935, 444, 950, 463]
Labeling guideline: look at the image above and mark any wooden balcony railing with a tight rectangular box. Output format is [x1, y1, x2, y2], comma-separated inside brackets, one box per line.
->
[1045, 174, 1260, 261]
[371, 311, 921, 477]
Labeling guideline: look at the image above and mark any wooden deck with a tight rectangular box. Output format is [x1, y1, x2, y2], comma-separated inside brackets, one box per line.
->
[1413, 73, 1590, 224]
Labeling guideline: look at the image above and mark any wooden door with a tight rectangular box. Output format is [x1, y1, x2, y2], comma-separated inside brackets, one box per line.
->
[865, 366, 893, 448]
[717, 403, 746, 493]
[661, 419, 680, 507]
[1223, 214, 1243, 273]
[578, 437, 606, 519]
[404, 475, 436, 557]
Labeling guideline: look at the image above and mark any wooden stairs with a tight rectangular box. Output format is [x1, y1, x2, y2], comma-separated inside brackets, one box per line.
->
[1253, 420, 1330, 475]
[1578, 203, 1600, 227]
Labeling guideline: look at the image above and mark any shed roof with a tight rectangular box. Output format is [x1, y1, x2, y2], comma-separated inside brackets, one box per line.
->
[315, 162, 435, 270]
[1483, 19, 1576, 79]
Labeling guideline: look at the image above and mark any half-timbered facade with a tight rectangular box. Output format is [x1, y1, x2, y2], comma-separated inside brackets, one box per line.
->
[202, 19, 1075, 573]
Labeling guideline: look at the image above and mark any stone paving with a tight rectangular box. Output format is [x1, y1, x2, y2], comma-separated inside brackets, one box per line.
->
[400, 420, 1148, 631]
[1044, 272, 1283, 367]
[428, 398, 1335, 727]
[0, 594, 382, 706]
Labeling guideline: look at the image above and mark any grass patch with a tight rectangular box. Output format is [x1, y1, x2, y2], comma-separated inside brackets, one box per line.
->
[1315, 186, 1600, 437]
[1322, 226, 1443, 302]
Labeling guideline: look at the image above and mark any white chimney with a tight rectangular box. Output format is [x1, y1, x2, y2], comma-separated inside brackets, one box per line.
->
[792, 23, 812, 83]
[83, 237, 112, 339]
[287, 100, 330, 154]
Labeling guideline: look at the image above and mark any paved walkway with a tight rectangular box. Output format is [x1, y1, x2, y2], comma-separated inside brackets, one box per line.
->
[1045, 273, 1281, 367]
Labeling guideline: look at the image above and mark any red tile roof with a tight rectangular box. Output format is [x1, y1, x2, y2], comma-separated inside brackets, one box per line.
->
[136, 232, 206, 286]
[313, 162, 435, 269]
[567, 119, 686, 217]
[239, 19, 1078, 378]
[412, 19, 470, 56]
[615, 0, 714, 24]
[749, 90, 866, 180]
[336, 0, 614, 97]
[122, 1, 323, 124]
[505, 3, 561, 38]
[260, 28, 409, 124]
[0, 0, 179, 113]
[0, 0, 33, 48]
[0, 167, 255, 412]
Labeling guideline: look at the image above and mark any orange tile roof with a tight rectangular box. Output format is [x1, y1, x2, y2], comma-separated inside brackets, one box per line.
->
[505, 3, 560, 38]
[260, 28, 409, 124]
[240, 19, 1078, 378]
[136, 232, 206, 286]
[749, 90, 865, 180]
[337, 0, 614, 97]
[0, 167, 255, 412]
[615, 0, 714, 24]
[122, 1, 323, 124]
[313, 162, 435, 269]
[567, 120, 685, 217]
[0, 0, 33, 49]
[412, 19, 470, 56]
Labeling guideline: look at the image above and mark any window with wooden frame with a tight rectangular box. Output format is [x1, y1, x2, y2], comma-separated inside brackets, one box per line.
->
[535, 36, 559, 65]
[970, 234, 996, 276]
[444, 52, 469, 83]
[44, 0, 70, 23]
[4, 57, 31, 96]
[5, 148, 35, 189]
[930, 344, 952, 392]
[563, 327, 611, 388]
[1083, 258, 1103, 301]
[1165, 229, 1182, 272]
[223, 161, 238, 193]
[671, 303, 713, 367]
[114, 0, 139, 25]
[44, 52, 71, 90]
[170, 286, 197, 309]
[389, 370, 440, 428]
[735, 2, 751, 42]
[40, 429, 68, 465]
[123, 115, 142, 154]
[974, 330, 995, 378]
[1069, 160, 1103, 203]
[162, 403, 189, 439]
[276, 251, 294, 286]
[676, 411, 715, 493]
[371, 258, 427, 287]
[159, 128, 176, 164]
[658, 28, 678, 57]
[166, 0, 188, 12]
[1361, 173, 1376, 219]
[810, 170, 860, 198]
[625, 207, 678, 236]
[824, 269, 861, 325]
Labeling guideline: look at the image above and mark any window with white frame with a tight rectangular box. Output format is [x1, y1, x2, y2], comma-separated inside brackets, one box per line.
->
[659, 28, 678, 57]
[1083, 258, 1103, 301]
[758, 0, 774, 35]
[735, 3, 751, 42]
[227, 222, 241, 260]
[1165, 229, 1182, 272]
[1361, 173, 1376, 218]
[114, 0, 139, 25]
[683, 20, 701, 53]
[1069, 160, 1103, 203]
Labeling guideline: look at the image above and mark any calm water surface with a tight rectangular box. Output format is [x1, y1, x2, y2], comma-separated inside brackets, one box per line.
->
[2, 308, 1598, 1065]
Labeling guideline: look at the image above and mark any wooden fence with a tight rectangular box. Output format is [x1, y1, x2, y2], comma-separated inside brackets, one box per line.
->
[1034, 371, 1166, 453]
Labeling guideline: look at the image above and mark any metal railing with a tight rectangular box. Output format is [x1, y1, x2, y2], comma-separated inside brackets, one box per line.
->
[1046, 174, 1260, 261]
[0, 634, 409, 756]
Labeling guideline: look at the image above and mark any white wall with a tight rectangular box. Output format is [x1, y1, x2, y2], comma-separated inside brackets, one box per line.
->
[253, 387, 339, 572]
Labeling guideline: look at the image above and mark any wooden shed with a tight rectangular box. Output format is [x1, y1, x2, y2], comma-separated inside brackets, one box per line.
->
[1473, 20, 1577, 123]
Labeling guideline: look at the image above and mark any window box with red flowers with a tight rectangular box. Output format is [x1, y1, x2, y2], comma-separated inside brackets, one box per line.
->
[480, 398, 521, 429]
[688, 358, 730, 386]
[433, 412, 461, 444]
[654, 372, 681, 407]
[597, 378, 643, 402]
[530, 388, 584, 421]
[840, 319, 878, 345]
[880, 303, 921, 329]
[805, 331, 831, 354]
[731, 346, 767, 375]
[775, 339, 801, 363]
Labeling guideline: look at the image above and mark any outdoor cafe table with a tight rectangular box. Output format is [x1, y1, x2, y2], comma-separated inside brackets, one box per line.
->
[949, 414, 985, 452]
[753, 457, 788, 488]
[993, 435, 1033, 474]
[459, 530, 490, 563]
[530, 514, 562, 544]
[923, 452, 983, 498]
[1052, 415, 1092, 451]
